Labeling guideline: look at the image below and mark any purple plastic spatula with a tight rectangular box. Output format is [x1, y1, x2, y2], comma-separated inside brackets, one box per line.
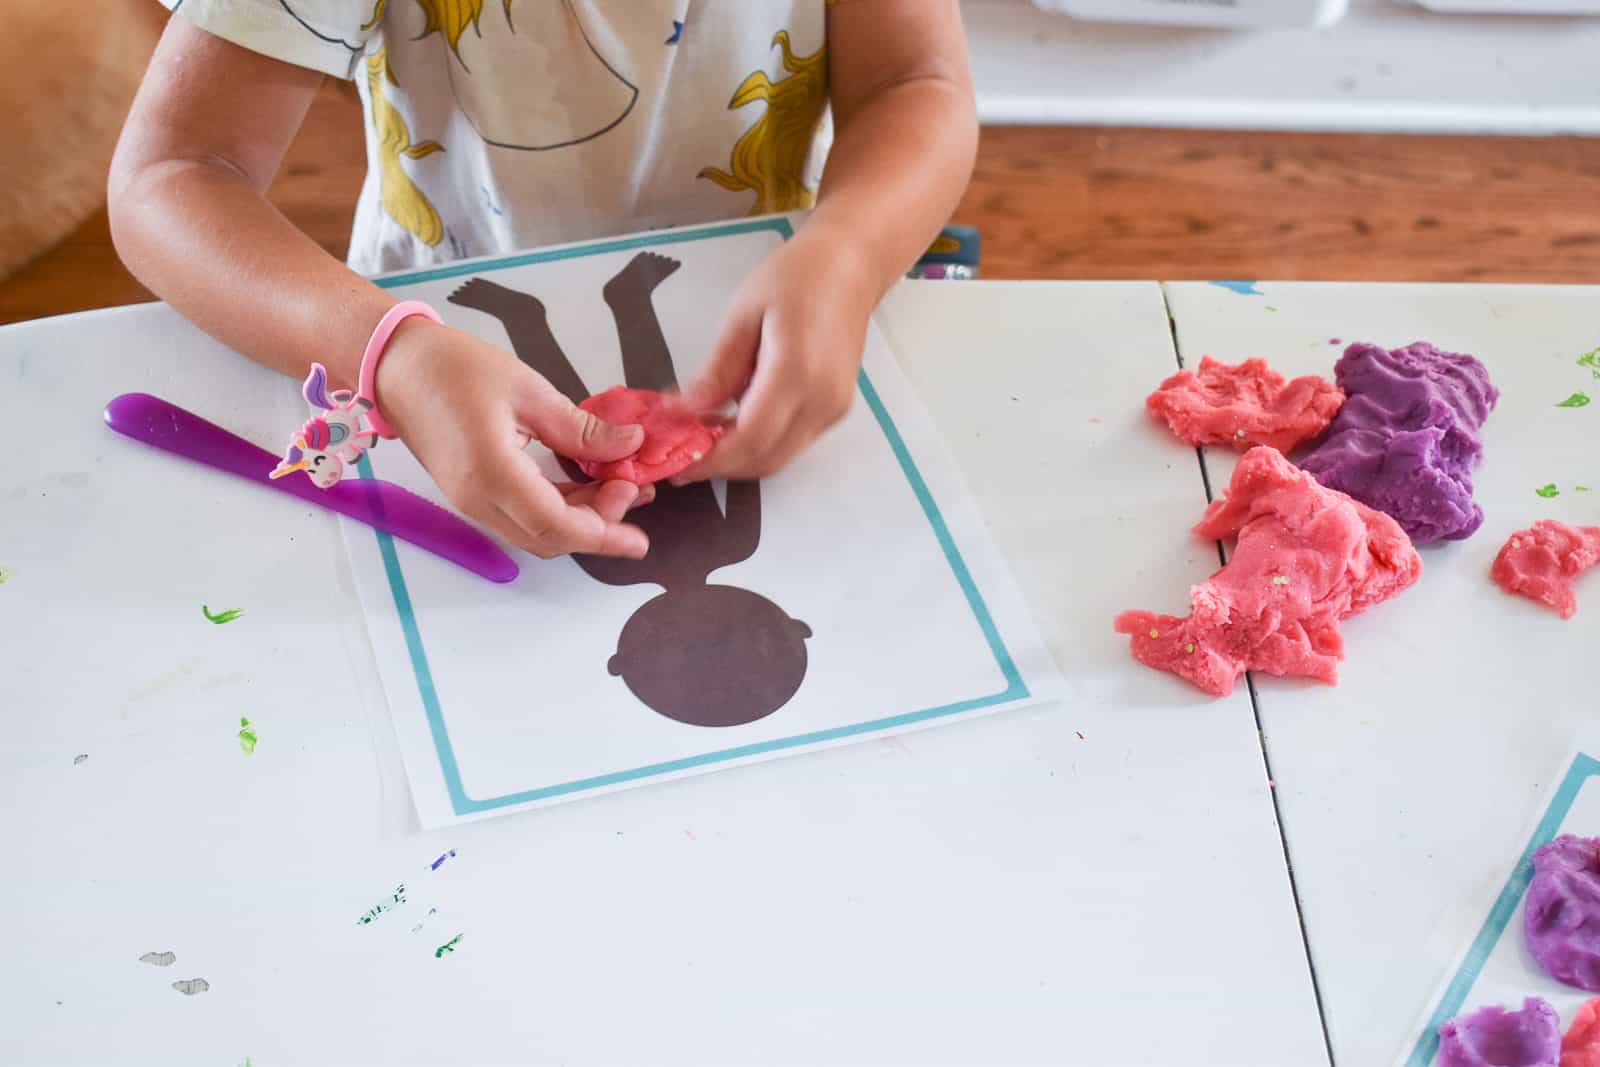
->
[104, 392, 519, 583]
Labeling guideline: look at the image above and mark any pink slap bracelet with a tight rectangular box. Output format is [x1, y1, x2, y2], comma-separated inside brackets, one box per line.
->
[360, 301, 442, 439]
[105, 393, 519, 584]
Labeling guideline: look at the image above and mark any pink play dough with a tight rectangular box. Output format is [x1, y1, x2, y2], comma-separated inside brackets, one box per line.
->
[1563, 999, 1600, 1067]
[1492, 521, 1600, 620]
[1145, 355, 1345, 452]
[1114, 446, 1422, 696]
[573, 387, 722, 485]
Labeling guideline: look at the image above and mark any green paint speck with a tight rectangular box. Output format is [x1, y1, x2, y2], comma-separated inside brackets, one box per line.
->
[435, 933, 463, 958]
[203, 605, 243, 625]
[1556, 392, 1591, 408]
[1265, 306, 1280, 312]
[1271, 576, 1290, 586]
[1536, 484, 1560, 499]
[0, 566, 12, 584]
[1578, 486, 1592, 493]
[238, 717, 257, 755]
[1579, 348, 1600, 378]
[1148, 628, 1160, 639]
[1184, 643, 1195, 654]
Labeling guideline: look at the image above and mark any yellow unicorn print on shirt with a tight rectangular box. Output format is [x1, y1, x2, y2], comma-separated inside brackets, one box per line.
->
[398, 0, 638, 151]
[700, 31, 829, 216]
[364, 47, 445, 247]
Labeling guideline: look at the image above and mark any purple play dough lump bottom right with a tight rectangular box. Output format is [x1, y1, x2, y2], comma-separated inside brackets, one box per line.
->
[1437, 997, 1561, 1067]
[1298, 341, 1498, 545]
[1525, 834, 1600, 992]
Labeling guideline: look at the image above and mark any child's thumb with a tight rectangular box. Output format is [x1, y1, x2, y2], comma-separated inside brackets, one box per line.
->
[679, 301, 762, 412]
[520, 378, 643, 462]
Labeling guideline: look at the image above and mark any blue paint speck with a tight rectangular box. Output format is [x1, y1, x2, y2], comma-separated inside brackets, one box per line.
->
[665, 19, 683, 44]
[1209, 280, 1264, 297]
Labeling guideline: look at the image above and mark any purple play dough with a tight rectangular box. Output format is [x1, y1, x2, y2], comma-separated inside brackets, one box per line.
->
[1297, 341, 1498, 544]
[1437, 998, 1560, 1067]
[1524, 834, 1600, 991]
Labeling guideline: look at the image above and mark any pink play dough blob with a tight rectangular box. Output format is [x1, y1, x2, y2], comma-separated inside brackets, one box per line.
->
[573, 387, 722, 485]
[1492, 521, 1600, 620]
[1562, 999, 1600, 1067]
[1145, 355, 1345, 452]
[1114, 446, 1422, 696]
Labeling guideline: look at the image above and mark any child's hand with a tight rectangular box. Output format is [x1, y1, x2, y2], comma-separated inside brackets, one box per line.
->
[378, 318, 653, 559]
[676, 229, 871, 480]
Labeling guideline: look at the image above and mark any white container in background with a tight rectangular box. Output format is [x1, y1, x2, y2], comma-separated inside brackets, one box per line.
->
[1403, 0, 1600, 12]
[1031, 0, 1349, 28]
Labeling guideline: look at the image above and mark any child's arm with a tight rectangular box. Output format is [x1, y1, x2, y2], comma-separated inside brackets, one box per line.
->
[679, 0, 977, 480]
[109, 17, 650, 560]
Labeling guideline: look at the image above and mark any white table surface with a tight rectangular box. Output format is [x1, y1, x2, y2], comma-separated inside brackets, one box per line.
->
[0, 280, 1328, 1066]
[1163, 281, 1600, 1067]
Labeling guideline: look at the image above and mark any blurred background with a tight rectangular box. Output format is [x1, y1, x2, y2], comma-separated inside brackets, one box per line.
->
[2, 0, 1597, 324]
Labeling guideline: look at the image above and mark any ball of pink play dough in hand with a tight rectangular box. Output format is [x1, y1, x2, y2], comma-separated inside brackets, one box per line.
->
[1563, 999, 1600, 1067]
[1438, 998, 1561, 1067]
[572, 387, 722, 486]
[1525, 834, 1600, 992]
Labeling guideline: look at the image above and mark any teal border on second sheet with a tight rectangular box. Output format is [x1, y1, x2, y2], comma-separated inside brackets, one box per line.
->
[362, 216, 1028, 815]
[1403, 751, 1600, 1067]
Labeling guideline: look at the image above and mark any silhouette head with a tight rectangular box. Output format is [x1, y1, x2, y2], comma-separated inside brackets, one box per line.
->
[607, 584, 812, 727]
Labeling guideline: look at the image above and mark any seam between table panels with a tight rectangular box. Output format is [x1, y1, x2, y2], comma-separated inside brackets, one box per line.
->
[1159, 283, 1337, 1067]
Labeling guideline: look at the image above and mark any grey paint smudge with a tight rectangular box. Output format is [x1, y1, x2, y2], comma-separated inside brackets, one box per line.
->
[73, 754, 87, 765]
[171, 978, 209, 995]
[139, 951, 176, 967]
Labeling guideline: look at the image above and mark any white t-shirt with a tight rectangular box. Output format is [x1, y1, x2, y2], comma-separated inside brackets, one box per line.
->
[165, 0, 833, 274]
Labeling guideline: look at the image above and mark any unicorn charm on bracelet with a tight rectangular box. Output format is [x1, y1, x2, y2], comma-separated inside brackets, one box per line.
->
[269, 363, 381, 489]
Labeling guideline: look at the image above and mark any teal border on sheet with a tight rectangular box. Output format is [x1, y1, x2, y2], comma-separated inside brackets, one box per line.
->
[361, 216, 1029, 815]
[1403, 751, 1600, 1067]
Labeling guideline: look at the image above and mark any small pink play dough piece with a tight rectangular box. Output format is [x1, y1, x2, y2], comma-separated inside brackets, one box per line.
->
[1438, 998, 1561, 1067]
[1492, 521, 1600, 620]
[573, 387, 722, 485]
[1562, 999, 1600, 1067]
[1145, 355, 1345, 452]
[1114, 446, 1422, 696]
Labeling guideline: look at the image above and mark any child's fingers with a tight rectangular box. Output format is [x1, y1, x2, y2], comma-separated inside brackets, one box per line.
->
[457, 495, 565, 563]
[560, 480, 648, 524]
[677, 364, 799, 481]
[556, 481, 656, 512]
[517, 374, 643, 462]
[679, 300, 763, 413]
[475, 505, 560, 561]
[491, 456, 648, 559]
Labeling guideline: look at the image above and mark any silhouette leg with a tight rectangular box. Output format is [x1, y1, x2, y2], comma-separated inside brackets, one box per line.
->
[449, 278, 589, 406]
[602, 252, 682, 392]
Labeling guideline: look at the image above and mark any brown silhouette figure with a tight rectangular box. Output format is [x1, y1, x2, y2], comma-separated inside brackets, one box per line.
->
[449, 253, 812, 728]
